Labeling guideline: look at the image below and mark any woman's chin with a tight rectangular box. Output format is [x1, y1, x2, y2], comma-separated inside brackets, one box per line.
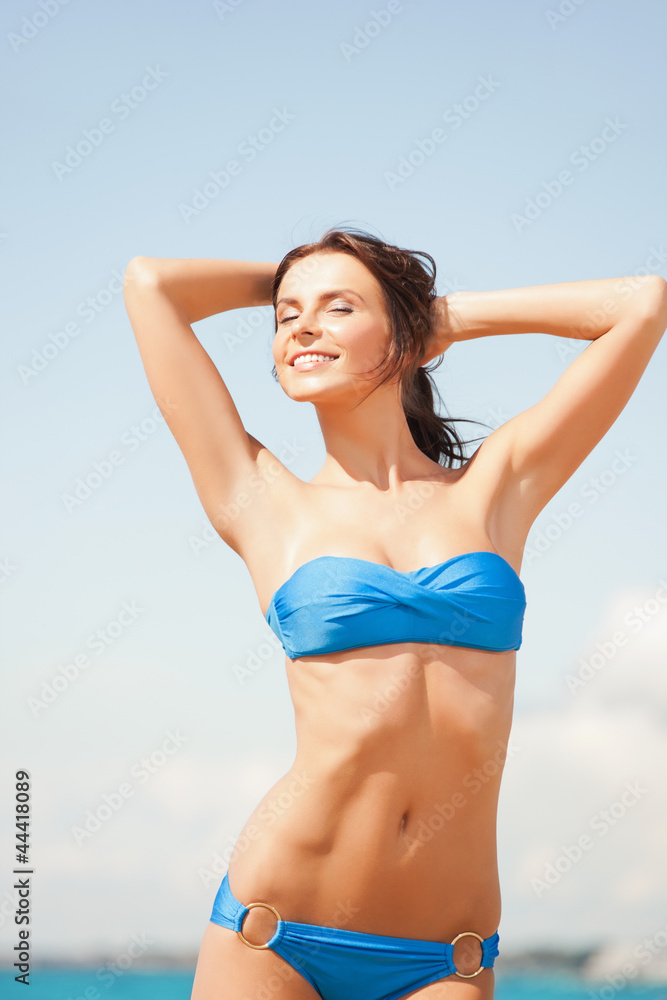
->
[283, 385, 337, 404]
[279, 372, 344, 401]
[277, 368, 380, 408]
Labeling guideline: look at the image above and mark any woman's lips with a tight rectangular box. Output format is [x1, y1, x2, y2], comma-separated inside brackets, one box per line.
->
[291, 357, 338, 371]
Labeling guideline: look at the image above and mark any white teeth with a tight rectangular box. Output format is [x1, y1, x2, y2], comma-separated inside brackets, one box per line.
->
[293, 353, 337, 366]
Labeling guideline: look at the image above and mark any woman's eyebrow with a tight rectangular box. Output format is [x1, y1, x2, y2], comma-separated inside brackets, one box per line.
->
[276, 288, 365, 307]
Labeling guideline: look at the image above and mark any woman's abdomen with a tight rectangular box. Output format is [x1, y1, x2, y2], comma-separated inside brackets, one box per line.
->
[225, 642, 515, 941]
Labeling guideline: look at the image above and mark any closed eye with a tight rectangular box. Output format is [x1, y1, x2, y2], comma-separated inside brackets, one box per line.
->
[279, 306, 353, 324]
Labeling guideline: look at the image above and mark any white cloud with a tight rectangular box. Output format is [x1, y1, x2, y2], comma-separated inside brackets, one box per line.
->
[499, 584, 667, 953]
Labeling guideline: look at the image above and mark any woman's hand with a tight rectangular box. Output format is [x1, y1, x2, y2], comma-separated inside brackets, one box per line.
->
[421, 295, 456, 365]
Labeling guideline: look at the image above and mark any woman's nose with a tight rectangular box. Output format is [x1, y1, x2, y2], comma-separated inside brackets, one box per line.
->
[291, 312, 321, 337]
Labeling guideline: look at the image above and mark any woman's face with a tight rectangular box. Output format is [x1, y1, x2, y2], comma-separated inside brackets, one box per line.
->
[272, 252, 392, 405]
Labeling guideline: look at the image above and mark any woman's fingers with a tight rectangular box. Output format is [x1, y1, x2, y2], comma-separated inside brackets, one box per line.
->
[421, 297, 453, 363]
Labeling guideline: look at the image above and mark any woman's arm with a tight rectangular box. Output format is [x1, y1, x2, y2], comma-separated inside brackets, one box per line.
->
[127, 256, 277, 324]
[425, 273, 663, 360]
[425, 274, 667, 528]
[123, 256, 283, 548]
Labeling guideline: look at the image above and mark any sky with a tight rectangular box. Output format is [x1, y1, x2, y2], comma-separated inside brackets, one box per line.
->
[2, 0, 667, 968]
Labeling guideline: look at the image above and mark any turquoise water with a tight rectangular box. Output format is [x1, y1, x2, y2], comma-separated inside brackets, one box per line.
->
[1, 970, 667, 999]
[0, 970, 194, 999]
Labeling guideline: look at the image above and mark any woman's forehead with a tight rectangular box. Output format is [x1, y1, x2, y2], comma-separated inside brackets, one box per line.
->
[280, 252, 377, 299]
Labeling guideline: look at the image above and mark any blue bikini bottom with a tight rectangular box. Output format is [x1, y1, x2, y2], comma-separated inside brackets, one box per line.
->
[210, 872, 500, 1000]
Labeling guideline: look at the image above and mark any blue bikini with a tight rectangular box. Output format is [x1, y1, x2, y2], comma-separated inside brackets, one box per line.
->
[209, 550, 526, 999]
[265, 550, 525, 658]
[212, 873, 499, 1000]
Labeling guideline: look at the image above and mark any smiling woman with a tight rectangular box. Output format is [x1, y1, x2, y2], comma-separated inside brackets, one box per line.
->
[123, 225, 667, 1000]
[268, 229, 484, 468]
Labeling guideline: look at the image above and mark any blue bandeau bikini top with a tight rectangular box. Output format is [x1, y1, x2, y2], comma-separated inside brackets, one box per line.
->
[265, 551, 526, 660]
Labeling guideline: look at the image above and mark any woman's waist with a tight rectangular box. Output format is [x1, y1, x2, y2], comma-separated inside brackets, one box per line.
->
[236, 774, 503, 857]
[237, 736, 512, 846]
[225, 765, 503, 939]
[226, 821, 502, 940]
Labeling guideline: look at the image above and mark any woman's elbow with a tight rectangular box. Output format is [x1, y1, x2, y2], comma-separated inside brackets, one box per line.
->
[124, 256, 160, 296]
[638, 274, 667, 316]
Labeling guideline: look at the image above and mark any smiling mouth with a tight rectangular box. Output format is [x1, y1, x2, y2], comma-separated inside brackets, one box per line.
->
[291, 353, 340, 369]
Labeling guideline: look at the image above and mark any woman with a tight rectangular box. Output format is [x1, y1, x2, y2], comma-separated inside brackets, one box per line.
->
[123, 227, 667, 1000]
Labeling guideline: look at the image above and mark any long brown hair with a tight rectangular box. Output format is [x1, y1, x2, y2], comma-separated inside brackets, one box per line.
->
[270, 225, 488, 467]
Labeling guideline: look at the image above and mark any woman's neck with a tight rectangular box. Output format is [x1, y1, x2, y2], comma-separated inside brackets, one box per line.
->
[313, 388, 441, 491]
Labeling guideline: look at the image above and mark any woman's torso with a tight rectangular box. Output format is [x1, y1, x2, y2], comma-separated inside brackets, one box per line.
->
[223, 440, 529, 943]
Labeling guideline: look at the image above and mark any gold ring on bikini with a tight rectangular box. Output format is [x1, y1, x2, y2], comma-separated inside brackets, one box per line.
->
[237, 900, 282, 949]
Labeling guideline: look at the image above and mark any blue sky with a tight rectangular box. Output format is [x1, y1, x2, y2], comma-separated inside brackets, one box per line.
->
[2, 0, 667, 965]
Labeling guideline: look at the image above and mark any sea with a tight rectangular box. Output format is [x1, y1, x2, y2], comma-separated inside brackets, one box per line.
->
[1, 970, 666, 1000]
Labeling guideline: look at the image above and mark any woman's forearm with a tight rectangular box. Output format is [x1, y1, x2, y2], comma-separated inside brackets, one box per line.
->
[125, 256, 279, 323]
[442, 273, 663, 345]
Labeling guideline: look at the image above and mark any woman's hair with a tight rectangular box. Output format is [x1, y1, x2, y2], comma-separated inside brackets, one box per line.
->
[270, 225, 488, 467]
